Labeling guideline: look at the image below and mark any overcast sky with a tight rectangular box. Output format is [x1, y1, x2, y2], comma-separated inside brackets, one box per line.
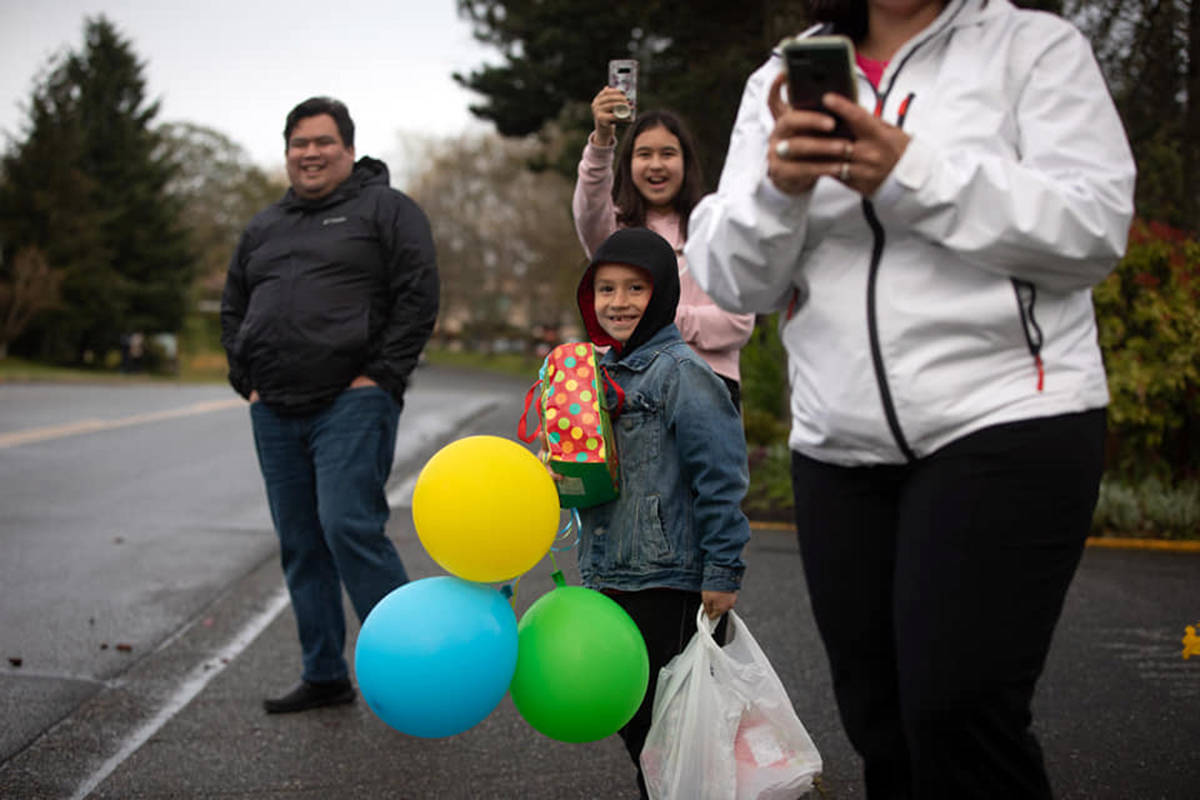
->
[0, 0, 500, 183]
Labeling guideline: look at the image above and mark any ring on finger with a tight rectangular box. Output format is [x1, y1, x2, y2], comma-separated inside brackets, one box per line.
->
[775, 139, 791, 159]
[844, 141, 854, 160]
[840, 161, 850, 182]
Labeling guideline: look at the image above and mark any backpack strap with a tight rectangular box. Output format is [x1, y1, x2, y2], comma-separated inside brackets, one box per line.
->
[516, 378, 543, 443]
[600, 365, 625, 417]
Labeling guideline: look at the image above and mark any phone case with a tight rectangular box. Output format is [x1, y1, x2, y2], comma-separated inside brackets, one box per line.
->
[782, 35, 857, 138]
[608, 59, 638, 121]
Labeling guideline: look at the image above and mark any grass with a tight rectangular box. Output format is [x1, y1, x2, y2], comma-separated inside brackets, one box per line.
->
[0, 353, 227, 384]
[0, 346, 536, 386]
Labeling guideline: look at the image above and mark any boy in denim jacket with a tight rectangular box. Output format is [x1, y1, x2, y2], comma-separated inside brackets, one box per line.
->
[570, 227, 751, 797]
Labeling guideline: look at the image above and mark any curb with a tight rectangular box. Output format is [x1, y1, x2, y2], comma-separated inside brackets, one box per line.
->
[1084, 536, 1200, 552]
[747, 520, 1200, 553]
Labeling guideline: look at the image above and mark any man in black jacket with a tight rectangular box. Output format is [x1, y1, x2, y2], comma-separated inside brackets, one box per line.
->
[221, 97, 439, 713]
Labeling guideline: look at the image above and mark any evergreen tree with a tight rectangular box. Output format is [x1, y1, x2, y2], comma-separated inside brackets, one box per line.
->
[1068, 0, 1197, 231]
[0, 16, 193, 363]
[157, 122, 287, 302]
[454, 1, 1079, 186]
[455, 0, 808, 185]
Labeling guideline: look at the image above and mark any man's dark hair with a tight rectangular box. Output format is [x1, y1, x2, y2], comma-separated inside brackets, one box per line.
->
[612, 110, 705, 234]
[283, 97, 355, 148]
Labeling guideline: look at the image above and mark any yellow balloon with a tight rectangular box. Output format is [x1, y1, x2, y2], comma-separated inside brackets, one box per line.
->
[413, 435, 559, 583]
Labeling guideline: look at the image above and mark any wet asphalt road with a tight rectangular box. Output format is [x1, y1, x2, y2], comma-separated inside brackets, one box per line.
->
[1, 367, 1197, 798]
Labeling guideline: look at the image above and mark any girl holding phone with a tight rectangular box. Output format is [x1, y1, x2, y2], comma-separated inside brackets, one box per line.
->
[573, 88, 754, 408]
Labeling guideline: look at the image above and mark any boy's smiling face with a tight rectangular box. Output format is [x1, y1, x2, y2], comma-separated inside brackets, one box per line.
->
[593, 263, 653, 345]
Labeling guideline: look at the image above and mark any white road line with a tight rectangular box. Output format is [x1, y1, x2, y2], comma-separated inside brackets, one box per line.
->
[65, 393, 509, 797]
[387, 472, 419, 508]
[70, 586, 291, 800]
[385, 396, 506, 508]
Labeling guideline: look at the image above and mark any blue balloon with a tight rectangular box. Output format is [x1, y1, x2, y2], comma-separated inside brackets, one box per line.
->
[354, 576, 518, 738]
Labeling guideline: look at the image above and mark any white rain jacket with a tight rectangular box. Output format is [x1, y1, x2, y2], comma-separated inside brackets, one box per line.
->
[686, 0, 1135, 466]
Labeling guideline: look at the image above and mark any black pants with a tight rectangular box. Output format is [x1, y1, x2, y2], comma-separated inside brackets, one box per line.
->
[718, 374, 741, 412]
[604, 588, 728, 799]
[791, 410, 1105, 800]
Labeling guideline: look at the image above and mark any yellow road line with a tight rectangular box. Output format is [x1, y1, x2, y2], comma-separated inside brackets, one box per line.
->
[1086, 536, 1200, 552]
[0, 398, 246, 449]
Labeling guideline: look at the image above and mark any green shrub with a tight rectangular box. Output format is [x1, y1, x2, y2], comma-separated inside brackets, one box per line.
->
[742, 442, 794, 523]
[1092, 475, 1200, 539]
[739, 315, 795, 521]
[1093, 220, 1200, 481]
[1138, 477, 1200, 538]
[740, 314, 789, 439]
[743, 407, 789, 449]
[1092, 477, 1142, 533]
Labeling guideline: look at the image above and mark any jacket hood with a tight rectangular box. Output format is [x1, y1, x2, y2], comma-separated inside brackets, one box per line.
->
[281, 156, 390, 210]
[577, 228, 680, 360]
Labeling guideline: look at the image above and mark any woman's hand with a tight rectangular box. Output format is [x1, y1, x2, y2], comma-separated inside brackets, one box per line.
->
[766, 72, 910, 197]
[702, 590, 738, 620]
[590, 86, 630, 147]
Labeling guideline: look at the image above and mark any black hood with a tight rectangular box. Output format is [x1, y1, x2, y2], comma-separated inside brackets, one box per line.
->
[281, 156, 390, 210]
[577, 228, 680, 360]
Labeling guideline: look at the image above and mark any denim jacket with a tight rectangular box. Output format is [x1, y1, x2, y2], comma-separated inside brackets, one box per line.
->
[577, 324, 750, 593]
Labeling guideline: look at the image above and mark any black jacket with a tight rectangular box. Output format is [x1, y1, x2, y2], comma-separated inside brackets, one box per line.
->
[220, 157, 439, 415]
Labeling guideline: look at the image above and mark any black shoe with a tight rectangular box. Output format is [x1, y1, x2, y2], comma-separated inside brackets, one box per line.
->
[263, 679, 355, 714]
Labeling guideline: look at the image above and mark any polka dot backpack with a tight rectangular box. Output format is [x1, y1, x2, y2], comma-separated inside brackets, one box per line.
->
[518, 342, 623, 508]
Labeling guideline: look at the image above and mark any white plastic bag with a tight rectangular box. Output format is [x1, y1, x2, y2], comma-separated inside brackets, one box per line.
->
[640, 608, 822, 800]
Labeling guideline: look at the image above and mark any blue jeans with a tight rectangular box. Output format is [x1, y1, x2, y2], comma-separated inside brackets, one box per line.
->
[251, 385, 409, 683]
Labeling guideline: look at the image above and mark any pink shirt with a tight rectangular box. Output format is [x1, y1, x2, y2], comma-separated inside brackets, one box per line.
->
[857, 53, 888, 89]
[572, 137, 755, 381]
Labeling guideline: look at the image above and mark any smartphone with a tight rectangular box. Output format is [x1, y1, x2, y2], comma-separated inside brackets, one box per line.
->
[608, 59, 638, 121]
[782, 36, 857, 139]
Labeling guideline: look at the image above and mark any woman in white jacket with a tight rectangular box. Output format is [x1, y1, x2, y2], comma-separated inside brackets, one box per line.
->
[685, 0, 1135, 796]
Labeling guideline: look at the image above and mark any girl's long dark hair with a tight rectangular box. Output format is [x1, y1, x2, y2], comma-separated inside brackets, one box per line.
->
[806, 0, 868, 41]
[612, 110, 705, 236]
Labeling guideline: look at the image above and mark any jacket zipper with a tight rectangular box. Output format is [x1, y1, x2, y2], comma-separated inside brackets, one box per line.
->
[1012, 279, 1045, 391]
[862, 84, 919, 462]
[854, 0, 952, 462]
[856, 3, 966, 462]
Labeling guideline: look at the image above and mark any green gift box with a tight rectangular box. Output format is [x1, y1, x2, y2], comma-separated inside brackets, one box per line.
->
[519, 342, 619, 509]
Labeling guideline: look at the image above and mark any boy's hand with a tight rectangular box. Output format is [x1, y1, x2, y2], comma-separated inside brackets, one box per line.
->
[537, 448, 564, 482]
[702, 590, 737, 619]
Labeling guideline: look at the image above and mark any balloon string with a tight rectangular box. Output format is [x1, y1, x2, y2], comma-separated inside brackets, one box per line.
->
[499, 508, 579, 606]
[500, 576, 521, 608]
[550, 509, 581, 553]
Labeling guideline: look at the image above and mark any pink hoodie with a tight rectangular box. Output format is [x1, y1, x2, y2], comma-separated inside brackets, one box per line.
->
[572, 136, 755, 382]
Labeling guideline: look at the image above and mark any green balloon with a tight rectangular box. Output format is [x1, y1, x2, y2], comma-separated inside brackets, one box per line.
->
[510, 585, 649, 743]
